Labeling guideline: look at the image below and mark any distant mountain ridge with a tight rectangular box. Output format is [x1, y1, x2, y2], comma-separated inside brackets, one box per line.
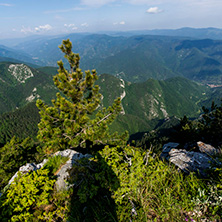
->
[111, 27, 222, 40]
[1, 32, 221, 84]
[0, 45, 44, 67]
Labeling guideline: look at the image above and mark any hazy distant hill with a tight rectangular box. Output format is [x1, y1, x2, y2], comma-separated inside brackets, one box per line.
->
[7, 33, 222, 84]
[0, 45, 44, 66]
[114, 27, 222, 40]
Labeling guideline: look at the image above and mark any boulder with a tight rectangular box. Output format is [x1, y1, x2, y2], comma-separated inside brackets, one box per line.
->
[160, 142, 179, 160]
[197, 141, 220, 156]
[7, 149, 91, 190]
[8, 163, 38, 185]
[168, 149, 212, 175]
[54, 150, 92, 190]
[161, 142, 219, 176]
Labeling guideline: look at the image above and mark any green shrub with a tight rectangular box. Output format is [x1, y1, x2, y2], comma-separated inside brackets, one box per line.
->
[0, 168, 71, 222]
[43, 154, 69, 175]
[0, 136, 41, 191]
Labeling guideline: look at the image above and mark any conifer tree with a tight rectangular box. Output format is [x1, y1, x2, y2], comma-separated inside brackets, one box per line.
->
[36, 39, 127, 154]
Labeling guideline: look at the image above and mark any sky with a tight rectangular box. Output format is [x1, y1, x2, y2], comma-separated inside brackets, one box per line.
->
[1, 0, 222, 39]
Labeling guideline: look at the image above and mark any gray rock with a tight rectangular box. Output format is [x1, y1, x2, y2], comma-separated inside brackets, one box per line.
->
[54, 149, 78, 159]
[168, 148, 212, 175]
[36, 158, 48, 169]
[55, 150, 92, 190]
[197, 141, 220, 156]
[160, 142, 179, 160]
[7, 149, 91, 190]
[162, 142, 179, 153]
[55, 161, 72, 191]
[161, 142, 218, 176]
[8, 163, 37, 185]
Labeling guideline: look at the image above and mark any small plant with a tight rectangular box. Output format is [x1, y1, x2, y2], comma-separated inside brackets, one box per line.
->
[43, 154, 69, 175]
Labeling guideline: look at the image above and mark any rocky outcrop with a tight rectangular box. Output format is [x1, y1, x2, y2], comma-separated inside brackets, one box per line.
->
[197, 141, 220, 156]
[161, 141, 221, 176]
[53, 149, 92, 190]
[8, 149, 91, 190]
[8, 159, 49, 185]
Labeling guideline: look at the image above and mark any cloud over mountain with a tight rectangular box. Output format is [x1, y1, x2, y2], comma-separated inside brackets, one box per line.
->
[35, 24, 52, 32]
[146, 7, 163, 14]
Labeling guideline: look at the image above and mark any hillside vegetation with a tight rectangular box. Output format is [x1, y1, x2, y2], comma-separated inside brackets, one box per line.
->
[0, 64, 217, 141]
[0, 39, 221, 222]
[0, 61, 57, 113]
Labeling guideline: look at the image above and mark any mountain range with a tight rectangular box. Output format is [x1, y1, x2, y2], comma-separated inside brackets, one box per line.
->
[1, 28, 222, 84]
[0, 59, 220, 136]
[0, 28, 222, 137]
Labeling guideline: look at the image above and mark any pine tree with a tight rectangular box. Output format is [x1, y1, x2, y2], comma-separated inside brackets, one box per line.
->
[36, 39, 127, 154]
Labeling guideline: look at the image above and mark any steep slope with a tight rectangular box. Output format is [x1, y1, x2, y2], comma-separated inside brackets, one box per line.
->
[0, 102, 40, 146]
[0, 62, 57, 113]
[0, 70, 218, 137]
[97, 74, 212, 134]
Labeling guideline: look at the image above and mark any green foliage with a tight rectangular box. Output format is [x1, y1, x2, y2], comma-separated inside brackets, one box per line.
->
[0, 169, 55, 221]
[100, 146, 207, 221]
[43, 155, 69, 175]
[138, 160, 204, 221]
[197, 153, 222, 219]
[199, 101, 222, 146]
[0, 102, 40, 146]
[67, 156, 118, 221]
[0, 136, 41, 191]
[67, 143, 209, 221]
[37, 39, 127, 155]
[175, 100, 222, 147]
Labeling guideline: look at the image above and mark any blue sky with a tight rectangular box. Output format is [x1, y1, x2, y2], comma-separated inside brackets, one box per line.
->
[1, 0, 222, 39]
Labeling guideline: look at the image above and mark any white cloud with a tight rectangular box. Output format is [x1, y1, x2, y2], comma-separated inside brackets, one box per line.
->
[35, 24, 52, 32]
[64, 24, 78, 30]
[0, 3, 13, 6]
[146, 7, 163, 14]
[21, 26, 34, 34]
[21, 24, 52, 34]
[81, 23, 89, 27]
[113, 21, 126, 25]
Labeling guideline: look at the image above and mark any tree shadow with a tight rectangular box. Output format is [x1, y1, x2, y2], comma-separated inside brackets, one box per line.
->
[67, 149, 120, 222]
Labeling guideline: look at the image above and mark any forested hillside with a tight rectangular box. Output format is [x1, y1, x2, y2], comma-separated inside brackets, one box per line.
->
[0, 61, 57, 113]
[0, 39, 221, 222]
[0, 67, 218, 143]
[0, 102, 39, 146]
